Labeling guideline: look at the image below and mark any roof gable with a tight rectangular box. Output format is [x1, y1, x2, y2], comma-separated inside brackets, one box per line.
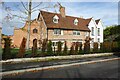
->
[95, 19, 100, 25]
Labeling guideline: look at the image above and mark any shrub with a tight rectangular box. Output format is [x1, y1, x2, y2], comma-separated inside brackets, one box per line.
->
[75, 42, 79, 54]
[41, 39, 47, 53]
[53, 46, 56, 55]
[17, 37, 26, 58]
[32, 39, 37, 57]
[100, 43, 104, 52]
[103, 42, 112, 52]
[47, 40, 53, 55]
[69, 43, 75, 55]
[112, 41, 120, 52]
[2, 37, 12, 60]
[57, 41, 62, 55]
[93, 42, 98, 53]
[84, 37, 91, 54]
[84, 42, 90, 54]
[63, 41, 68, 55]
[78, 43, 82, 54]
[117, 41, 120, 51]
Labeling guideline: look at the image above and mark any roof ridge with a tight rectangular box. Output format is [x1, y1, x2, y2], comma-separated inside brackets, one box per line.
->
[40, 10, 86, 19]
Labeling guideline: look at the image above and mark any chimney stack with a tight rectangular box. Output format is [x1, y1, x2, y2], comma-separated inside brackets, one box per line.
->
[59, 6, 66, 18]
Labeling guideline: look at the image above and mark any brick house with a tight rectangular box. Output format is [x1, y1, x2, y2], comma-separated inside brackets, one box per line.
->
[13, 6, 103, 49]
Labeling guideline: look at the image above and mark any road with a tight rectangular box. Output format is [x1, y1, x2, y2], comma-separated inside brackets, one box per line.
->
[3, 59, 119, 78]
[2, 55, 119, 72]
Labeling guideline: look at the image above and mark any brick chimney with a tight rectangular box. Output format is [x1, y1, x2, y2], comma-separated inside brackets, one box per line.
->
[59, 6, 65, 18]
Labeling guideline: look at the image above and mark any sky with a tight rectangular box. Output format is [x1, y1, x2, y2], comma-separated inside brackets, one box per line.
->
[0, 0, 119, 35]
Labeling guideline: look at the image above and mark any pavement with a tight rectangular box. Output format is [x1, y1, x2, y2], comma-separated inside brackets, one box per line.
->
[3, 58, 119, 78]
[1, 54, 120, 77]
[2, 55, 119, 72]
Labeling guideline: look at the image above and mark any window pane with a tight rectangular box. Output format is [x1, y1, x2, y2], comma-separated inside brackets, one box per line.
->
[54, 29, 57, 34]
[77, 31, 80, 35]
[91, 27, 94, 36]
[58, 29, 61, 34]
[98, 28, 100, 36]
[73, 31, 76, 35]
[54, 29, 61, 35]
[98, 38, 100, 42]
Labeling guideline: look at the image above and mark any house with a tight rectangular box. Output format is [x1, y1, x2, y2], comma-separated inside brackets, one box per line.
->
[88, 18, 103, 48]
[13, 6, 103, 49]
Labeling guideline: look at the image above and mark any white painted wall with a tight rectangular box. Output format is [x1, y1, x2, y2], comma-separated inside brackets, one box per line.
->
[96, 20, 104, 43]
[88, 18, 97, 42]
[88, 18, 104, 48]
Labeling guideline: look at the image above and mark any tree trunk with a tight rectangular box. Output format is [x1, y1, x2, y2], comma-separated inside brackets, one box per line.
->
[26, 0, 32, 50]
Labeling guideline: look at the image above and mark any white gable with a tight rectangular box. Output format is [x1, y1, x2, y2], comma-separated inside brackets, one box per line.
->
[74, 18, 78, 22]
[53, 15, 59, 19]
[74, 18, 78, 25]
[53, 15, 59, 23]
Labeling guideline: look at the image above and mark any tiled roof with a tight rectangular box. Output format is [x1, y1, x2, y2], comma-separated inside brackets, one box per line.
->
[95, 19, 100, 24]
[39, 11, 91, 31]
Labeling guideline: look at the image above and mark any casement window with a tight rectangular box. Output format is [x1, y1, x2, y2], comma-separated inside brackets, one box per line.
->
[52, 41, 64, 47]
[52, 42, 58, 46]
[33, 28, 38, 33]
[53, 15, 59, 23]
[98, 38, 100, 42]
[92, 38, 94, 42]
[91, 27, 94, 36]
[98, 28, 100, 36]
[73, 30, 80, 35]
[54, 29, 61, 35]
[74, 19, 78, 25]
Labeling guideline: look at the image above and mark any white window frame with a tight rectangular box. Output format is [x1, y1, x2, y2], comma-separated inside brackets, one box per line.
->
[98, 38, 100, 42]
[73, 30, 80, 35]
[53, 29, 61, 35]
[74, 19, 78, 25]
[52, 41, 58, 47]
[98, 28, 100, 36]
[91, 27, 94, 36]
[52, 41, 64, 47]
[53, 15, 59, 23]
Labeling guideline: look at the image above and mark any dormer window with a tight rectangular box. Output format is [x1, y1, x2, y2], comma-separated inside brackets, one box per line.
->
[53, 15, 59, 23]
[74, 19, 78, 25]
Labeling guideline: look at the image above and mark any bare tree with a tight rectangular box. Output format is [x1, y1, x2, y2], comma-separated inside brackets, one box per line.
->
[2, 1, 60, 50]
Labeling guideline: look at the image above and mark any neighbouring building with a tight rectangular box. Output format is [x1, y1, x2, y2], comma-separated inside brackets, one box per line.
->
[13, 6, 103, 49]
[88, 18, 104, 48]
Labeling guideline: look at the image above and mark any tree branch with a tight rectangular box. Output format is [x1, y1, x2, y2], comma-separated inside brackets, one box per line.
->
[32, 2, 43, 10]
[16, 5, 28, 15]
[21, 0, 28, 11]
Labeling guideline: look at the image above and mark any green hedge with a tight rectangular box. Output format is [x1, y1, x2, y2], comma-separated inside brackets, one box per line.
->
[2, 41, 120, 60]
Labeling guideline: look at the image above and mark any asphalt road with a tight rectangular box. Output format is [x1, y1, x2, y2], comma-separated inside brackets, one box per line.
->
[2, 55, 119, 72]
[3, 59, 119, 78]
